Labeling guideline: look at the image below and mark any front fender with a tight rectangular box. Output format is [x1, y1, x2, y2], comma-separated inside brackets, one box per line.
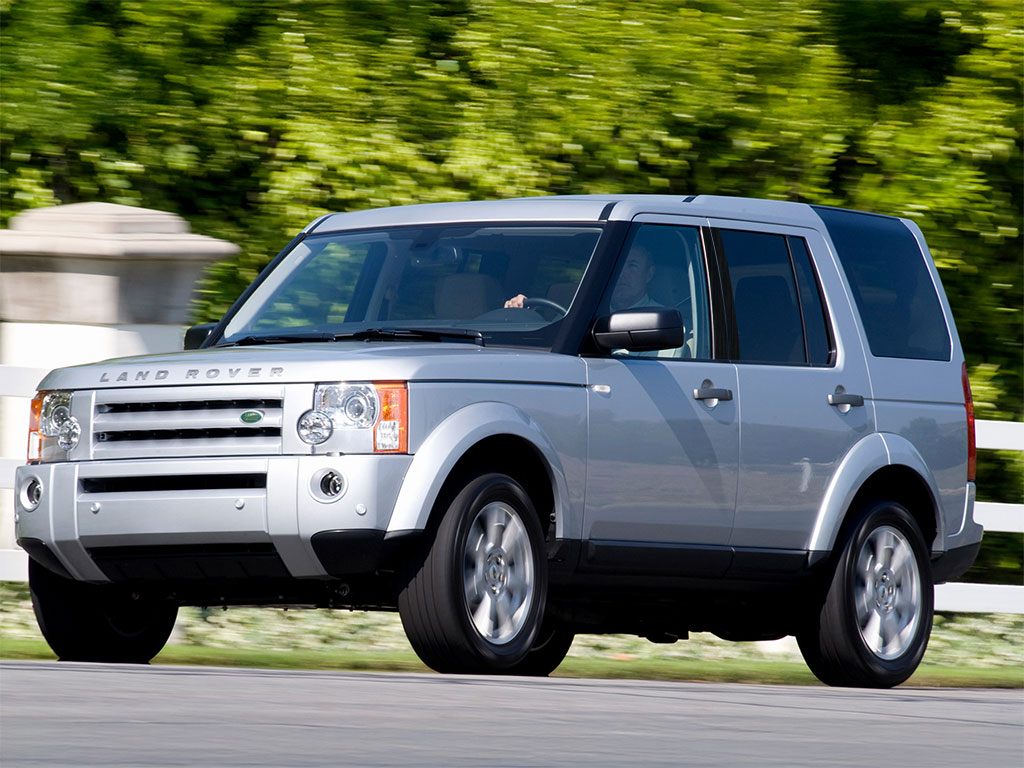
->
[386, 402, 571, 536]
[807, 432, 943, 553]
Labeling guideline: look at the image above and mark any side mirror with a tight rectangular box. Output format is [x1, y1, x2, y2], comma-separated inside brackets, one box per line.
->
[592, 308, 684, 352]
[183, 322, 218, 350]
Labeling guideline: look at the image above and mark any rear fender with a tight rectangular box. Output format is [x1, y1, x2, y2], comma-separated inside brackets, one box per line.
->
[808, 433, 943, 553]
[878, 432, 947, 548]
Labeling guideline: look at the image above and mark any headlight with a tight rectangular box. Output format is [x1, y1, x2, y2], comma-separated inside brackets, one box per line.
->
[316, 383, 378, 428]
[28, 391, 80, 462]
[297, 409, 333, 445]
[57, 417, 82, 451]
[39, 392, 72, 436]
[298, 382, 408, 453]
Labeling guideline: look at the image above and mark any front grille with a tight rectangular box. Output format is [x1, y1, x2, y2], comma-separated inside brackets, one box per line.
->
[97, 398, 279, 414]
[91, 385, 286, 459]
[81, 474, 267, 494]
[95, 427, 280, 443]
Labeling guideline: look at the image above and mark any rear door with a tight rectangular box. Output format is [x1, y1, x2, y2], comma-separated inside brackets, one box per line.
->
[708, 220, 875, 566]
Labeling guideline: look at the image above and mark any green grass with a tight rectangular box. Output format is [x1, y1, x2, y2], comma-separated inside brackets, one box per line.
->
[3, 635, 1020, 688]
[0, 636, 430, 673]
[4, 582, 1020, 687]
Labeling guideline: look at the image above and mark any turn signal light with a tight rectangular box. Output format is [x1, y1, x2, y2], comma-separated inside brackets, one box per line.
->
[373, 382, 408, 453]
[27, 393, 43, 462]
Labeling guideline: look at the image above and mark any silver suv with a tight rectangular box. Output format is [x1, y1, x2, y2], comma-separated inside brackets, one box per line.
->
[15, 195, 982, 687]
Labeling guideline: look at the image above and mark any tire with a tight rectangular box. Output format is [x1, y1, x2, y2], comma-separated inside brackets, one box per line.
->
[504, 613, 574, 677]
[29, 558, 178, 663]
[797, 500, 933, 688]
[398, 472, 548, 674]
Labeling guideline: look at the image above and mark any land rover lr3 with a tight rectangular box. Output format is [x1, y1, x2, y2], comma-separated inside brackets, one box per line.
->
[16, 195, 982, 687]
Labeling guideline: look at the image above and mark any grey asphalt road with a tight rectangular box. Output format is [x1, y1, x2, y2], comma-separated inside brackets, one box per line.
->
[1, 661, 1021, 768]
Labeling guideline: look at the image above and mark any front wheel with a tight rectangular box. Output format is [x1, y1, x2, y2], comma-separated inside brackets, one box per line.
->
[29, 558, 178, 663]
[797, 500, 933, 688]
[398, 473, 547, 673]
[504, 612, 575, 677]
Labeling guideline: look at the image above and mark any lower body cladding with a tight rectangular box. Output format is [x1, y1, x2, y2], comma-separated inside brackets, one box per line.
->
[15, 455, 413, 604]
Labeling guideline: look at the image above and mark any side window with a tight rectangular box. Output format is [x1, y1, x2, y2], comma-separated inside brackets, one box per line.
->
[812, 206, 951, 361]
[603, 223, 711, 360]
[788, 237, 834, 366]
[718, 229, 805, 365]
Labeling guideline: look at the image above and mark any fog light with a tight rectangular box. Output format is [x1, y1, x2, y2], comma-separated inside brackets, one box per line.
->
[20, 477, 42, 511]
[310, 468, 347, 503]
[297, 410, 333, 445]
[320, 471, 345, 497]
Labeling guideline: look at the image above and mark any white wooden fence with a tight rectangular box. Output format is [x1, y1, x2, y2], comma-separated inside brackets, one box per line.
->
[1, 363, 1021, 613]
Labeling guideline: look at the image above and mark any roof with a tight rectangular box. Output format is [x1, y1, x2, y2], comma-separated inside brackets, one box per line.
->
[306, 194, 836, 233]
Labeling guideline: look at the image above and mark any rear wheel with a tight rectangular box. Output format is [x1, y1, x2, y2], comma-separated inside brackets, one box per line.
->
[29, 558, 178, 663]
[398, 473, 547, 673]
[798, 500, 932, 688]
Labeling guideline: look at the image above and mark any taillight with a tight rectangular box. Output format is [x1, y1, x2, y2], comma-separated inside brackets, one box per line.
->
[962, 363, 976, 482]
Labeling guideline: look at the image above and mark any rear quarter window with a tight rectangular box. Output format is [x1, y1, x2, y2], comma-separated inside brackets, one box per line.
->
[813, 206, 951, 361]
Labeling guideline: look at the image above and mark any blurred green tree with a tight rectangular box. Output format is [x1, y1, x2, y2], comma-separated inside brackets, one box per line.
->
[1, 0, 1020, 577]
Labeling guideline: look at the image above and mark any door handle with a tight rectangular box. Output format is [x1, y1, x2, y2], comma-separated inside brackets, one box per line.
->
[693, 383, 733, 402]
[828, 390, 864, 407]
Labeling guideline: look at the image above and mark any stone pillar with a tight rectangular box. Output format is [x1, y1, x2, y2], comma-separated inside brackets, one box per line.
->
[0, 203, 239, 571]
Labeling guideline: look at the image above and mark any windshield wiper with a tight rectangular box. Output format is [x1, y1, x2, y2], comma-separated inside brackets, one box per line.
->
[222, 327, 485, 347]
[335, 328, 486, 346]
[221, 332, 337, 346]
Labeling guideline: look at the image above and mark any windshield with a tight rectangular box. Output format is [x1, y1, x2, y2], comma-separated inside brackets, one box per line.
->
[221, 224, 604, 348]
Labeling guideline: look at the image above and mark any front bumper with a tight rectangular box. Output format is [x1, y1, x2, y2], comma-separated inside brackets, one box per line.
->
[14, 454, 412, 584]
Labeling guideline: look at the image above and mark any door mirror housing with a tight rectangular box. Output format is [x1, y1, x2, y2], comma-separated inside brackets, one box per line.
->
[183, 322, 218, 350]
[592, 308, 684, 352]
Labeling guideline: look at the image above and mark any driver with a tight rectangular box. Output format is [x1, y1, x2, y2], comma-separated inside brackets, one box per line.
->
[503, 293, 530, 309]
[607, 244, 659, 312]
[504, 245, 659, 312]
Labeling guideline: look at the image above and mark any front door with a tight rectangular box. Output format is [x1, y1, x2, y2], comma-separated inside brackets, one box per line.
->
[582, 219, 739, 577]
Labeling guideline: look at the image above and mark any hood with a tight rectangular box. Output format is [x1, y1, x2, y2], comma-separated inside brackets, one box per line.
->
[36, 342, 588, 390]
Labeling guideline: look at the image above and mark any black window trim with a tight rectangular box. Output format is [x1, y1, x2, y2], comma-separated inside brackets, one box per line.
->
[786, 235, 837, 367]
[785, 237, 811, 365]
[702, 225, 731, 361]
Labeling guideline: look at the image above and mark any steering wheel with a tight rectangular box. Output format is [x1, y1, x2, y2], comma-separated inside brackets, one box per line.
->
[521, 297, 568, 319]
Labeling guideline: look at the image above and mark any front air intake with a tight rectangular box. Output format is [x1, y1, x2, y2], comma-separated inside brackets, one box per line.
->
[80, 474, 267, 494]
